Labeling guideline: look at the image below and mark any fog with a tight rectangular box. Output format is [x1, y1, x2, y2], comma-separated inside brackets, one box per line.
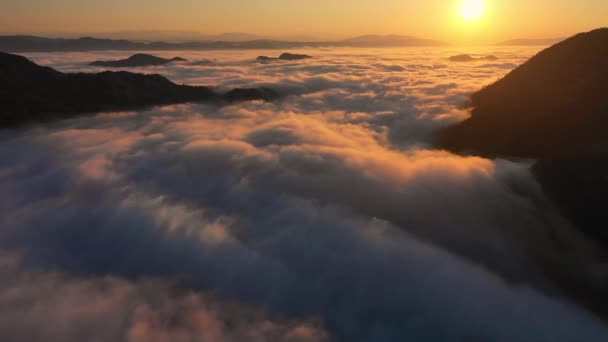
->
[1, 47, 607, 341]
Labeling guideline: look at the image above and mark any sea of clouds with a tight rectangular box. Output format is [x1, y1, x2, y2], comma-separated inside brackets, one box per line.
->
[1, 48, 607, 341]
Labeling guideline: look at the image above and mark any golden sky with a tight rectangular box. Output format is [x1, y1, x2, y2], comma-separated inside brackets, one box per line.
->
[1, 0, 607, 43]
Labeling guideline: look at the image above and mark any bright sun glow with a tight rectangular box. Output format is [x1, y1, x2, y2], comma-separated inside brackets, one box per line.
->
[460, 0, 485, 21]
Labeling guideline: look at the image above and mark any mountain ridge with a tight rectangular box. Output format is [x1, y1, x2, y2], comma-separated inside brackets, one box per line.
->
[0, 34, 447, 52]
[90, 54, 188, 67]
[0, 52, 280, 128]
[497, 37, 565, 46]
[436, 27, 608, 318]
[437, 27, 608, 246]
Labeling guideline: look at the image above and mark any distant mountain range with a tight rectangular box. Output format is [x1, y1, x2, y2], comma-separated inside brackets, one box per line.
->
[107, 31, 261, 42]
[339, 35, 445, 47]
[497, 38, 565, 46]
[0, 35, 446, 52]
[30, 31, 271, 42]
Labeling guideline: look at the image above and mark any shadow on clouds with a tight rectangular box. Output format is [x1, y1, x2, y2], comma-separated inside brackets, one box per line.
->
[1, 48, 607, 341]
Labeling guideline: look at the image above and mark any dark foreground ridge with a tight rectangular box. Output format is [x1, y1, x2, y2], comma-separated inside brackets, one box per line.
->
[0, 52, 280, 128]
[437, 27, 608, 318]
[437, 28, 608, 248]
[257, 53, 313, 63]
[90, 53, 188, 67]
[449, 54, 499, 62]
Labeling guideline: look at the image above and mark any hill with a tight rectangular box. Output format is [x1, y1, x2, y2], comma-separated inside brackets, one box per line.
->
[0, 52, 279, 127]
[449, 54, 498, 62]
[437, 28, 608, 246]
[0, 34, 447, 52]
[90, 54, 188, 67]
[256, 53, 313, 62]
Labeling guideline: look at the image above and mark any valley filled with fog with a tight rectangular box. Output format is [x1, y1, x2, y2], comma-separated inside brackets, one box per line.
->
[2, 47, 607, 341]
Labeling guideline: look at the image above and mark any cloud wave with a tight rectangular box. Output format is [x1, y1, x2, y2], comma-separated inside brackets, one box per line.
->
[2, 48, 607, 341]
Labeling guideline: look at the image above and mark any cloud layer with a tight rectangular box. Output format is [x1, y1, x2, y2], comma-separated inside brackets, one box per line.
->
[0, 252, 328, 342]
[1, 48, 607, 341]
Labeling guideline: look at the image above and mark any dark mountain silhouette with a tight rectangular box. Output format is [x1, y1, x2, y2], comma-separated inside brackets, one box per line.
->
[278, 53, 312, 60]
[0, 52, 280, 128]
[256, 56, 275, 62]
[437, 28, 608, 318]
[223, 88, 282, 102]
[449, 54, 498, 62]
[189, 59, 214, 66]
[437, 28, 608, 245]
[438, 28, 608, 159]
[0, 35, 447, 52]
[90, 54, 188, 67]
[256, 53, 313, 63]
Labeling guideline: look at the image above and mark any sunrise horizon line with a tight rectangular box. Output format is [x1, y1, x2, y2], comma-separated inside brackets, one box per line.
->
[0, 28, 579, 46]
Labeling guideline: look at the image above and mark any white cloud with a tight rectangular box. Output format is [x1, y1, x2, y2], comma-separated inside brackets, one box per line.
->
[0, 252, 328, 342]
[2, 47, 607, 341]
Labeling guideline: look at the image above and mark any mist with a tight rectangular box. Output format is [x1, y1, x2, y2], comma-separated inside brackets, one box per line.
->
[1, 48, 607, 341]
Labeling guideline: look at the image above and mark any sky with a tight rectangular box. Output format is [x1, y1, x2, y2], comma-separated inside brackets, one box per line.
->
[1, 0, 607, 43]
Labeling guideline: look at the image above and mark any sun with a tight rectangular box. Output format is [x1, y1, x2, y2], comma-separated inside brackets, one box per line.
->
[460, 0, 485, 21]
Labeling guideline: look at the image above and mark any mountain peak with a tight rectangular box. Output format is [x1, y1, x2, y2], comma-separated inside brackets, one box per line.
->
[437, 28, 608, 256]
[90, 54, 188, 67]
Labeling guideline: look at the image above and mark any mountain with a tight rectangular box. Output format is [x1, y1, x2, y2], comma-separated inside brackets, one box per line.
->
[497, 38, 564, 46]
[0, 52, 280, 128]
[90, 31, 259, 42]
[0, 35, 285, 52]
[339, 35, 445, 47]
[278, 53, 312, 60]
[200, 32, 260, 42]
[256, 53, 313, 62]
[90, 54, 188, 67]
[0, 35, 447, 52]
[449, 54, 499, 62]
[436, 28, 608, 249]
